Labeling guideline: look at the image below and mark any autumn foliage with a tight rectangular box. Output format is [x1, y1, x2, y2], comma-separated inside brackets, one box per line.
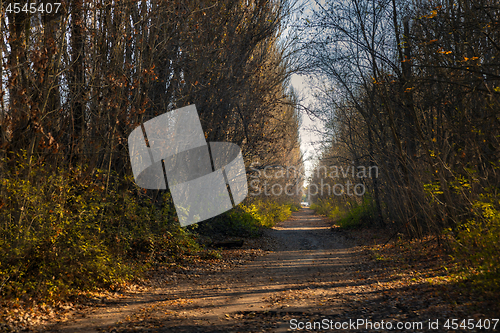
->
[0, 0, 301, 301]
[302, 0, 500, 293]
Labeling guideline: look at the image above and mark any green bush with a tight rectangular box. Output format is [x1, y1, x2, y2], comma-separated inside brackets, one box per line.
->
[0, 154, 126, 299]
[196, 199, 297, 238]
[0, 152, 300, 302]
[0, 152, 201, 301]
[450, 190, 500, 293]
[242, 199, 293, 227]
[327, 206, 344, 221]
[310, 199, 344, 219]
[310, 197, 375, 229]
[197, 207, 263, 238]
[336, 199, 375, 229]
[310, 200, 329, 216]
[289, 203, 301, 212]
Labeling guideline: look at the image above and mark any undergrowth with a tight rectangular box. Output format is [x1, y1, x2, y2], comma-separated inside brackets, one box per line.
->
[241, 199, 295, 227]
[0, 152, 298, 303]
[0, 152, 192, 302]
[197, 199, 297, 237]
[312, 190, 500, 307]
[447, 189, 500, 297]
[311, 196, 375, 229]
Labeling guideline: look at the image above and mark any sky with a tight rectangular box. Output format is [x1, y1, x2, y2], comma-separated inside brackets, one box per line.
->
[290, 73, 324, 185]
[285, 0, 326, 186]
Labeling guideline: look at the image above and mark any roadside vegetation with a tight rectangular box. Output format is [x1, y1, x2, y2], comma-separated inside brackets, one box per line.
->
[0, 0, 303, 314]
[303, 0, 499, 306]
[0, 150, 299, 305]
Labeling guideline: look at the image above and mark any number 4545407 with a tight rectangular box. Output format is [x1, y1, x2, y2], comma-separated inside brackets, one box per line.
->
[6, 2, 62, 14]
[444, 319, 499, 330]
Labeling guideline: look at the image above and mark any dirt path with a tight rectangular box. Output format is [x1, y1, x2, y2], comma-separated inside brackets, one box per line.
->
[42, 209, 487, 332]
[45, 209, 360, 332]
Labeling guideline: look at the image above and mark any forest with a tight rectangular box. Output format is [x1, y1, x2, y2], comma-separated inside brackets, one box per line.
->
[305, 0, 499, 297]
[0, 0, 499, 329]
[0, 0, 302, 302]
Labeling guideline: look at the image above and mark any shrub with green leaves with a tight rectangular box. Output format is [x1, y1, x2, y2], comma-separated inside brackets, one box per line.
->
[451, 190, 500, 293]
[310, 196, 375, 229]
[242, 199, 293, 228]
[336, 198, 375, 229]
[198, 199, 295, 238]
[0, 153, 125, 298]
[310, 199, 345, 221]
[197, 207, 263, 238]
[310, 199, 334, 216]
[0, 152, 201, 301]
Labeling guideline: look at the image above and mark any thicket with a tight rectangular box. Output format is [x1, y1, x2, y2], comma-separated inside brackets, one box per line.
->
[311, 196, 376, 229]
[0, 152, 298, 302]
[301, 0, 499, 294]
[0, 0, 303, 302]
[198, 199, 298, 237]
